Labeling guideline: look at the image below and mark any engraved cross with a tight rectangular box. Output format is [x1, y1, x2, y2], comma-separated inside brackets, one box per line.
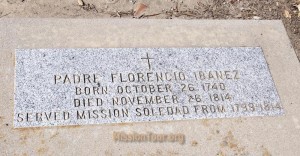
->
[141, 53, 154, 70]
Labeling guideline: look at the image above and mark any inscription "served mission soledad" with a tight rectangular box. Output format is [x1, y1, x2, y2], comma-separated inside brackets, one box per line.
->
[14, 48, 283, 128]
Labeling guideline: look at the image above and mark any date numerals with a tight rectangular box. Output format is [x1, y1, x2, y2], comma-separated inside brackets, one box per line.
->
[202, 83, 226, 91]
[231, 103, 282, 113]
[209, 93, 232, 102]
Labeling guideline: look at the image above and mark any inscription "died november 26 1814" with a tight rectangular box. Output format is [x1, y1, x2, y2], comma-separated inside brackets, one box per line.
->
[14, 48, 283, 128]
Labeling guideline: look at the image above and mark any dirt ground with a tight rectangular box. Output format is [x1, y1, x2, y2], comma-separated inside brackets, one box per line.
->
[0, 0, 299, 61]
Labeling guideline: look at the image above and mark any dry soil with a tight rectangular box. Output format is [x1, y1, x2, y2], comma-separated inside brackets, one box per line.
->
[0, 0, 299, 60]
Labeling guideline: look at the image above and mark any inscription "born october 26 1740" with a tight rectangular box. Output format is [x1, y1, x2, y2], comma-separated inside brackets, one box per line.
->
[14, 47, 283, 128]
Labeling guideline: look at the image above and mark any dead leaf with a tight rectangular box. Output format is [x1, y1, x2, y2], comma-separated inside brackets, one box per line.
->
[296, 4, 300, 12]
[253, 16, 261, 20]
[293, 3, 300, 17]
[284, 10, 291, 18]
[78, 0, 84, 6]
[134, 3, 147, 18]
[106, 0, 119, 4]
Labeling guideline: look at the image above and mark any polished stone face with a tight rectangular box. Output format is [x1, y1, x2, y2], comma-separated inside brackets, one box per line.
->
[14, 47, 283, 128]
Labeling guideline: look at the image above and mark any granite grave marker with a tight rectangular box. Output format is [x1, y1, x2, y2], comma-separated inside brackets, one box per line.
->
[14, 47, 283, 128]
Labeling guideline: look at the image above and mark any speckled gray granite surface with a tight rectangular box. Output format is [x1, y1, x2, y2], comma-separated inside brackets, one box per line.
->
[14, 47, 283, 128]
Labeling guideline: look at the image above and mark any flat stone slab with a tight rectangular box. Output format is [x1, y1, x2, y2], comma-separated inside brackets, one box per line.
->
[14, 47, 283, 128]
[1, 19, 300, 155]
